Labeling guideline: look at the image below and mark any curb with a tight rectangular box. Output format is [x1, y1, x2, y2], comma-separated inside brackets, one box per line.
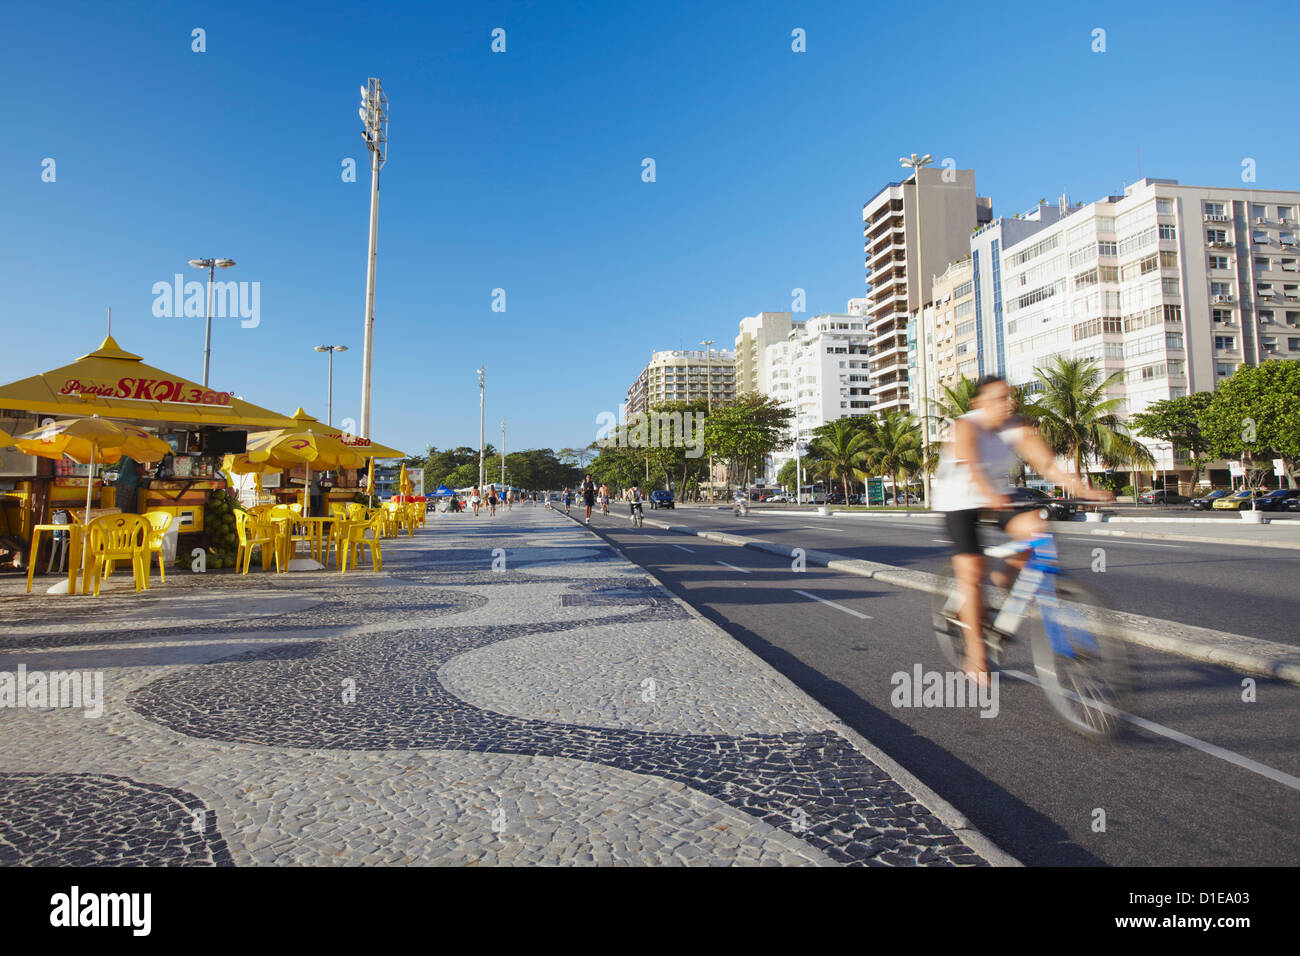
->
[556, 508, 1021, 867]
[607, 511, 1300, 688]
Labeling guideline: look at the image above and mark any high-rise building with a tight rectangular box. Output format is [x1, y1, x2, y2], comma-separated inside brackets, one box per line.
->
[764, 313, 872, 480]
[625, 348, 737, 416]
[862, 167, 992, 414]
[969, 201, 1069, 378]
[734, 312, 794, 396]
[908, 257, 977, 443]
[999, 177, 1300, 486]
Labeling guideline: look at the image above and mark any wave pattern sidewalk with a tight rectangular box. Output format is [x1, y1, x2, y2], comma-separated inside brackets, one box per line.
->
[0, 505, 989, 866]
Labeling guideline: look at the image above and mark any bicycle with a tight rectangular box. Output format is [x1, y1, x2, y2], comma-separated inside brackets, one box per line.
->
[931, 521, 1131, 739]
[601, 498, 610, 516]
[630, 502, 644, 528]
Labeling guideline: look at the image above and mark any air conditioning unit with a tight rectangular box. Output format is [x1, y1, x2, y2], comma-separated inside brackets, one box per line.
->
[1213, 295, 1233, 304]
[1257, 217, 1269, 225]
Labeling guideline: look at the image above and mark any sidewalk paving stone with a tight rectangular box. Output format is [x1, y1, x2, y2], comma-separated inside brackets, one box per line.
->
[0, 505, 994, 866]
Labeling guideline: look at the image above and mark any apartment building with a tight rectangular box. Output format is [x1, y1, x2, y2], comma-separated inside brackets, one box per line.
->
[862, 167, 992, 414]
[999, 177, 1300, 484]
[764, 313, 872, 480]
[625, 348, 736, 416]
[908, 257, 977, 442]
[734, 312, 795, 396]
[969, 202, 1068, 377]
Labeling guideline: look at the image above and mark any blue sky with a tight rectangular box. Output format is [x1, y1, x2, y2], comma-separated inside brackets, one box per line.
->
[3, 0, 1297, 456]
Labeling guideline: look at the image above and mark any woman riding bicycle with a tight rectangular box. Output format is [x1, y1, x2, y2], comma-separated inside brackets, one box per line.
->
[933, 375, 1112, 681]
[628, 482, 645, 524]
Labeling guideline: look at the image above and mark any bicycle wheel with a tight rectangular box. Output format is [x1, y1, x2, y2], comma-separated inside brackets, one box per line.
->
[931, 582, 1002, 671]
[1025, 576, 1131, 739]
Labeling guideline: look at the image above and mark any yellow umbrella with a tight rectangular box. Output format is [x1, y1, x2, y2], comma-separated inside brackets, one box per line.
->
[246, 419, 368, 515]
[0, 335, 298, 429]
[398, 462, 411, 497]
[12, 417, 171, 518]
[0, 427, 13, 448]
[366, 456, 375, 508]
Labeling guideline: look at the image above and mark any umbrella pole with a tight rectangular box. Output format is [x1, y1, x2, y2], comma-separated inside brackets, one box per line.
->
[84, 447, 95, 518]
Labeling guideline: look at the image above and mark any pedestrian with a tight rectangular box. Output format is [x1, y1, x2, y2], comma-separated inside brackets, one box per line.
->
[488, 485, 498, 516]
[563, 488, 572, 514]
[506, 488, 514, 511]
[581, 474, 596, 522]
[471, 485, 481, 516]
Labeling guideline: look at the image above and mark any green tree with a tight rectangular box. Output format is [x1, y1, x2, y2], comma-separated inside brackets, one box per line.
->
[1128, 392, 1215, 490]
[1021, 356, 1153, 480]
[811, 419, 873, 503]
[931, 377, 980, 437]
[706, 394, 794, 490]
[866, 409, 923, 509]
[1201, 360, 1300, 486]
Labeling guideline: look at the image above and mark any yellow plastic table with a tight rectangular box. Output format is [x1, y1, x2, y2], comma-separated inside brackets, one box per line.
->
[26, 523, 90, 595]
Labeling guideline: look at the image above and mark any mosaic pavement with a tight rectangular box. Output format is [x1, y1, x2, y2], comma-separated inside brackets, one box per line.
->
[0, 505, 990, 866]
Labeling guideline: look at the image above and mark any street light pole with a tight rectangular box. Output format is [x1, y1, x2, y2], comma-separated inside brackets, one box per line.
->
[700, 339, 714, 501]
[314, 345, 349, 426]
[500, 419, 506, 488]
[478, 367, 485, 492]
[188, 257, 236, 387]
[900, 152, 934, 508]
[358, 79, 388, 440]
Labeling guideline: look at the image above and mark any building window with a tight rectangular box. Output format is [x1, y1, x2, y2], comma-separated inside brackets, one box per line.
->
[1209, 255, 1229, 269]
[1212, 308, 1233, 323]
[1206, 229, 1227, 244]
[1216, 362, 1235, 377]
[1161, 277, 1180, 296]
[1214, 335, 1236, 350]
[1158, 224, 1176, 241]
[1204, 202, 1226, 217]
[1157, 198, 1174, 215]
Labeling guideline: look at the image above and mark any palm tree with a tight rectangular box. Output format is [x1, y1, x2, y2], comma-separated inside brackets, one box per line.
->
[866, 409, 923, 509]
[1021, 356, 1153, 484]
[931, 377, 980, 439]
[811, 419, 873, 503]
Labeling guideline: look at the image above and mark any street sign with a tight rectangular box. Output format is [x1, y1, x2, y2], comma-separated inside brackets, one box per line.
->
[867, 477, 885, 506]
[1227, 461, 1244, 477]
[1274, 459, 1285, 476]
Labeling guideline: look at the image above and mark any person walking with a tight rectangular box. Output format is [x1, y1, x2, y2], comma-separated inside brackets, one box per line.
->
[562, 488, 573, 515]
[470, 485, 481, 516]
[487, 485, 498, 516]
[581, 474, 596, 522]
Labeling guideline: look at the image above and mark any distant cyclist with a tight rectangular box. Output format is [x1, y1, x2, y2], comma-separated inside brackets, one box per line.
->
[933, 375, 1112, 681]
[599, 482, 611, 515]
[628, 482, 644, 524]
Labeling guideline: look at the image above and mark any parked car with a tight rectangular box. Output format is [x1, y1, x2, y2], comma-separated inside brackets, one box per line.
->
[997, 487, 1078, 521]
[1254, 488, 1300, 511]
[1190, 489, 1231, 510]
[649, 490, 675, 510]
[1212, 489, 1269, 510]
[1137, 489, 1190, 505]
[828, 493, 847, 505]
[767, 493, 790, 503]
[888, 492, 921, 505]
[1285, 495, 1300, 513]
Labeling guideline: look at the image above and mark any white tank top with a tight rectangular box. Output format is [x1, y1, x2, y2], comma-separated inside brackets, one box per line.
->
[932, 411, 1025, 512]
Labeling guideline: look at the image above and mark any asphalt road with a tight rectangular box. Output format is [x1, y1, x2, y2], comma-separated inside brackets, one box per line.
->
[639, 506, 1300, 647]
[572, 505, 1300, 866]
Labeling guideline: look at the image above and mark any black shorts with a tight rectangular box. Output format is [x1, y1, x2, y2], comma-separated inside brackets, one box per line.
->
[944, 508, 1016, 556]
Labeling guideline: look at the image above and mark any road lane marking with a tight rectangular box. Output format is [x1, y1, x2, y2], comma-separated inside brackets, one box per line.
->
[1002, 669, 1300, 792]
[673, 544, 694, 553]
[715, 560, 752, 574]
[793, 589, 872, 619]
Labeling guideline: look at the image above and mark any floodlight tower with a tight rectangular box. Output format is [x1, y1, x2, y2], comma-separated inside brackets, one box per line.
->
[358, 78, 388, 439]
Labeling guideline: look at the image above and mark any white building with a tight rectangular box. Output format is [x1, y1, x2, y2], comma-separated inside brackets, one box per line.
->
[734, 312, 794, 397]
[999, 177, 1300, 486]
[625, 348, 736, 415]
[763, 313, 872, 481]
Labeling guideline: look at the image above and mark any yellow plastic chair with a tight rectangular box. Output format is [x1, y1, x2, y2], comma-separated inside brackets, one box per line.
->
[340, 512, 385, 572]
[346, 502, 367, 522]
[266, 504, 311, 570]
[234, 509, 279, 574]
[144, 511, 177, 585]
[85, 513, 149, 596]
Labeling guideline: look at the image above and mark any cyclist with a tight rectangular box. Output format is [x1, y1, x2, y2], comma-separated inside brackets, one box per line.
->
[933, 375, 1112, 681]
[628, 482, 644, 525]
[598, 482, 611, 515]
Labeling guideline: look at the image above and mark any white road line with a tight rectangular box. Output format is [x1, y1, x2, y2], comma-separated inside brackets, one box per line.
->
[793, 589, 872, 619]
[673, 544, 695, 553]
[715, 560, 752, 574]
[1002, 669, 1300, 792]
